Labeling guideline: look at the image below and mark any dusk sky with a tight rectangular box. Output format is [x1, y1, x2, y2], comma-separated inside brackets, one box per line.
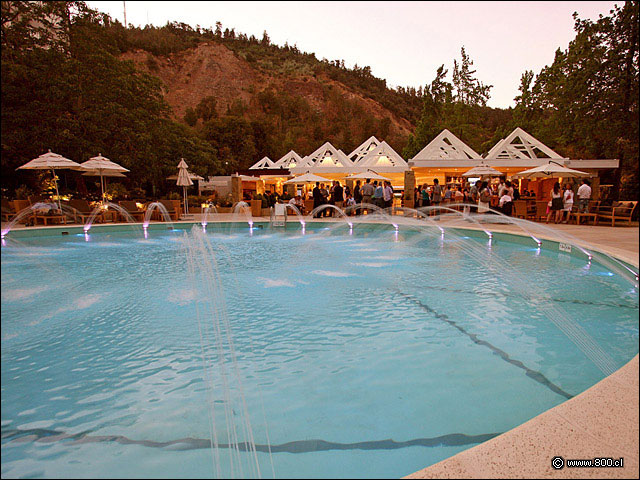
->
[86, 1, 618, 108]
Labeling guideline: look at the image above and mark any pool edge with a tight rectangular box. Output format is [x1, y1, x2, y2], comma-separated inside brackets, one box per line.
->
[404, 354, 639, 479]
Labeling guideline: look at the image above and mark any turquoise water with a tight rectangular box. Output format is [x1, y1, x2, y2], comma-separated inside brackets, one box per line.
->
[1, 223, 638, 478]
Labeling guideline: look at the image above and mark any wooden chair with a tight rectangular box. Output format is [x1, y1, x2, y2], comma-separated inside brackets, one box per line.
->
[595, 201, 638, 227]
[118, 201, 146, 222]
[513, 200, 528, 219]
[535, 201, 549, 221]
[2, 199, 15, 222]
[573, 200, 600, 225]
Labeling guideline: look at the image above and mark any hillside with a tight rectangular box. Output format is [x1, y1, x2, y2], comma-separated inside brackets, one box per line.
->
[120, 41, 415, 158]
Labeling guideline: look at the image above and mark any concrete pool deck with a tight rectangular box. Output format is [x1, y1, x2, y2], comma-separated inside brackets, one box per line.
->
[2, 214, 638, 479]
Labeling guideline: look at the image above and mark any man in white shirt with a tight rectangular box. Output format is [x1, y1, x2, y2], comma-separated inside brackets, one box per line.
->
[577, 179, 592, 213]
[499, 191, 513, 215]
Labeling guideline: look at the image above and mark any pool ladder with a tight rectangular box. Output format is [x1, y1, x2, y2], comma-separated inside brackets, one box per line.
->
[270, 204, 287, 227]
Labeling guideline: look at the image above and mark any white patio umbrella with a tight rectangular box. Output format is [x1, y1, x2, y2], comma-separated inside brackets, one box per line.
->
[346, 170, 391, 181]
[462, 162, 503, 177]
[17, 149, 83, 210]
[79, 154, 129, 204]
[283, 172, 331, 184]
[176, 158, 193, 215]
[511, 161, 592, 179]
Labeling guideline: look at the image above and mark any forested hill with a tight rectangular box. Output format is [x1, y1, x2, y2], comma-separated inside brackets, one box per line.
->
[2, 1, 637, 199]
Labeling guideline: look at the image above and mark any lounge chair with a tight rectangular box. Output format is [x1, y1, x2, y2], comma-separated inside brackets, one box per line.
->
[157, 200, 180, 221]
[65, 199, 104, 225]
[595, 201, 638, 227]
[118, 201, 146, 222]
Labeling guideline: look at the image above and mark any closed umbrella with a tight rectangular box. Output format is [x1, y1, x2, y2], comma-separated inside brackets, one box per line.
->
[512, 161, 592, 179]
[283, 172, 331, 184]
[346, 170, 391, 181]
[17, 150, 83, 210]
[79, 154, 129, 204]
[176, 158, 193, 215]
[462, 162, 503, 177]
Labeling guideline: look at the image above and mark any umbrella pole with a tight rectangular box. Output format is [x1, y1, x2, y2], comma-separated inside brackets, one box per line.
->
[101, 172, 105, 205]
[183, 186, 188, 215]
[52, 168, 62, 211]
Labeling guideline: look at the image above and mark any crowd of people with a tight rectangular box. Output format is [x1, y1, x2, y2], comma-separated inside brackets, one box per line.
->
[250, 176, 593, 223]
[311, 179, 395, 217]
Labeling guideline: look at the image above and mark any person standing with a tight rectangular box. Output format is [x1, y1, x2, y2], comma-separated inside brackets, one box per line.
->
[320, 183, 331, 217]
[431, 179, 443, 216]
[443, 185, 452, 203]
[562, 183, 574, 223]
[353, 180, 362, 215]
[360, 179, 374, 213]
[432, 179, 442, 205]
[312, 182, 323, 218]
[577, 179, 592, 213]
[383, 181, 394, 209]
[546, 182, 564, 224]
[372, 181, 384, 208]
[478, 181, 491, 213]
[332, 180, 344, 212]
[420, 184, 431, 209]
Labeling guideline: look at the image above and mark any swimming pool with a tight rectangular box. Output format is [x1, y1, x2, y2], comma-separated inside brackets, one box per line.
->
[1, 222, 638, 478]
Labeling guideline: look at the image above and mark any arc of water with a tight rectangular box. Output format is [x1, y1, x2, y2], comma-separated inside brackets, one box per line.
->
[143, 202, 175, 231]
[232, 201, 254, 229]
[284, 204, 306, 228]
[202, 205, 218, 228]
[308, 204, 354, 230]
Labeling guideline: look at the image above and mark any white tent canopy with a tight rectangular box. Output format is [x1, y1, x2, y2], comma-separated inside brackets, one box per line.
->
[484, 127, 567, 162]
[290, 142, 354, 174]
[355, 141, 408, 172]
[348, 136, 381, 163]
[272, 150, 304, 169]
[410, 129, 482, 164]
[283, 172, 330, 184]
[248, 156, 275, 169]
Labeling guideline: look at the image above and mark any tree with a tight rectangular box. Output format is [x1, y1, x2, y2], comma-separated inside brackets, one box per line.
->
[452, 46, 492, 106]
[518, 1, 639, 199]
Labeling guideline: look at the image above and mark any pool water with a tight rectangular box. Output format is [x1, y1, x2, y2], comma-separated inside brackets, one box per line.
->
[1, 223, 638, 478]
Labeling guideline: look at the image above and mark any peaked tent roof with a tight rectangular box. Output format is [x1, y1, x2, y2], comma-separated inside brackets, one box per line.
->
[272, 150, 304, 169]
[290, 142, 354, 173]
[410, 129, 482, 164]
[484, 127, 567, 161]
[355, 141, 408, 172]
[348, 136, 381, 163]
[248, 156, 275, 169]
